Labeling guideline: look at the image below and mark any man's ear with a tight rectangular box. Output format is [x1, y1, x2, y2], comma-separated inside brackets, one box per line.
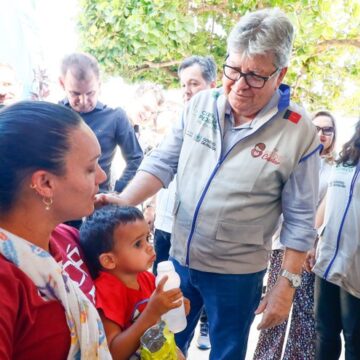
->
[276, 67, 288, 87]
[59, 76, 65, 90]
[30, 170, 56, 198]
[99, 252, 116, 270]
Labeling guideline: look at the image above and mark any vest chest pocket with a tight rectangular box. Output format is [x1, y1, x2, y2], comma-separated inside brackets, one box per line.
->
[215, 221, 264, 255]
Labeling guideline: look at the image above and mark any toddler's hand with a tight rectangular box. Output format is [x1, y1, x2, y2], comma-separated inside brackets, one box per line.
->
[144, 276, 183, 325]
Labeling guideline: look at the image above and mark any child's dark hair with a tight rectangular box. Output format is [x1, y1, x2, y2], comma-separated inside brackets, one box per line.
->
[80, 205, 144, 279]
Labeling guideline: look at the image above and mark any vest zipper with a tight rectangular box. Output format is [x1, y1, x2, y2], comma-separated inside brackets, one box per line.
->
[184, 93, 300, 266]
[185, 101, 275, 265]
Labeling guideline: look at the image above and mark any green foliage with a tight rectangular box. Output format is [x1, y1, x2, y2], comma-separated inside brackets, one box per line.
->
[78, 0, 360, 114]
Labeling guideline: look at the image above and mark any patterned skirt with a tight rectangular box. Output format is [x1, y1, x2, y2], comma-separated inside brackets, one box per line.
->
[253, 250, 315, 360]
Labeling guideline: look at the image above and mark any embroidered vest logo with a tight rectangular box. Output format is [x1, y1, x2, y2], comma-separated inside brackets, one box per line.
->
[251, 143, 281, 165]
[197, 110, 218, 131]
[193, 133, 216, 151]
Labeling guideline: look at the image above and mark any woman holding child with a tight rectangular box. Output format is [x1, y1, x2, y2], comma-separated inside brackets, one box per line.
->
[0, 101, 111, 359]
[0, 101, 185, 359]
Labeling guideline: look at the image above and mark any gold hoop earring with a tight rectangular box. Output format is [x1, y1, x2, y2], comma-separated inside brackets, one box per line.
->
[42, 197, 53, 211]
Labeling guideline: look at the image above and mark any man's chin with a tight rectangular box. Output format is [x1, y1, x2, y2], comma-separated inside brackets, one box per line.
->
[75, 106, 95, 114]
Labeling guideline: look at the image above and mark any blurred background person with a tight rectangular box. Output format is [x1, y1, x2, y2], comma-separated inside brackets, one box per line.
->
[312, 118, 360, 360]
[127, 82, 165, 154]
[0, 63, 22, 107]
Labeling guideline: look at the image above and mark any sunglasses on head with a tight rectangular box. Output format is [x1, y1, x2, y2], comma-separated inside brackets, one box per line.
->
[316, 126, 334, 136]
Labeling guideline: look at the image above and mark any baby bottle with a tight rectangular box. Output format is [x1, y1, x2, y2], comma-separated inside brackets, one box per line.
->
[155, 261, 187, 333]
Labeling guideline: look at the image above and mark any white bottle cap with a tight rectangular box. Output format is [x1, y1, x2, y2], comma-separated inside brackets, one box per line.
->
[157, 260, 175, 272]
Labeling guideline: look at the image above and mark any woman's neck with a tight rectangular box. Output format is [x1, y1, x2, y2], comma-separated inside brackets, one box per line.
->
[0, 210, 55, 251]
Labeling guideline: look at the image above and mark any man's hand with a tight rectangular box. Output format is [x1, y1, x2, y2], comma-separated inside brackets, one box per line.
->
[255, 277, 295, 330]
[304, 248, 316, 272]
[94, 193, 127, 209]
[143, 205, 155, 232]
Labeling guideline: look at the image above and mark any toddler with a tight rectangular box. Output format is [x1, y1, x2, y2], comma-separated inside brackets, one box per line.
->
[80, 205, 186, 360]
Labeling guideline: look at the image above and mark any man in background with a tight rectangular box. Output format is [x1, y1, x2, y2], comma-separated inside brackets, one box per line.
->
[153, 55, 217, 351]
[59, 52, 143, 193]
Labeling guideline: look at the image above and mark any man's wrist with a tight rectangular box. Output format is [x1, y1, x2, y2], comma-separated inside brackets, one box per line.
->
[279, 269, 302, 288]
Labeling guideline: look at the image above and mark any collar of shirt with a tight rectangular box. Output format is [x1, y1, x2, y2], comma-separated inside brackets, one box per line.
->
[60, 99, 105, 113]
[224, 84, 289, 132]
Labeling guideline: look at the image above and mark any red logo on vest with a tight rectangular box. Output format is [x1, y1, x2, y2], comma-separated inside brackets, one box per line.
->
[251, 143, 281, 165]
[284, 110, 301, 124]
[251, 143, 266, 158]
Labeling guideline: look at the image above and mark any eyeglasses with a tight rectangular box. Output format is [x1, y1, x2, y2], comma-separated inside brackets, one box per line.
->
[223, 64, 279, 89]
[315, 126, 334, 136]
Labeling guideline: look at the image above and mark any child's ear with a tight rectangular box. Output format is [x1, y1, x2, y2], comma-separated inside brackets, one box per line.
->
[99, 253, 116, 270]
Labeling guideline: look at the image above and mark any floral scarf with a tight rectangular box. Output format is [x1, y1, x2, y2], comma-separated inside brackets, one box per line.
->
[0, 229, 111, 359]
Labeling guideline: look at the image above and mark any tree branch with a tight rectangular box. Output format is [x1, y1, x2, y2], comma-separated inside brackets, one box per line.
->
[135, 60, 182, 72]
[317, 38, 360, 51]
[189, 1, 229, 15]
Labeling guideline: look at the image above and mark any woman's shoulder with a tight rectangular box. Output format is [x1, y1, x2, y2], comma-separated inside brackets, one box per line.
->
[0, 255, 70, 360]
[0, 254, 30, 286]
[0, 254, 49, 304]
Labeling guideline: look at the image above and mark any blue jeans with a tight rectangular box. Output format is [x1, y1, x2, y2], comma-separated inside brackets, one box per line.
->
[152, 229, 172, 276]
[315, 276, 360, 360]
[171, 258, 265, 360]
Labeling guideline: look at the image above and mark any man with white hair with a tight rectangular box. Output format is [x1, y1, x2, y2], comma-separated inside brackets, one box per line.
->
[100, 8, 321, 359]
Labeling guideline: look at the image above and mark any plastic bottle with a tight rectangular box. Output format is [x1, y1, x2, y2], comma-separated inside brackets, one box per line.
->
[155, 261, 187, 333]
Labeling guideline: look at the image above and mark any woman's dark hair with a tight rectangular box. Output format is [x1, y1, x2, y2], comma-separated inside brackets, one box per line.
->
[337, 119, 360, 167]
[312, 110, 337, 161]
[79, 205, 144, 279]
[0, 101, 83, 213]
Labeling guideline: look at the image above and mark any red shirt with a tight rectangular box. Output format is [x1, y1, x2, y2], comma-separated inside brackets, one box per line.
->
[0, 224, 95, 359]
[95, 271, 156, 330]
[0, 255, 70, 360]
[50, 224, 95, 303]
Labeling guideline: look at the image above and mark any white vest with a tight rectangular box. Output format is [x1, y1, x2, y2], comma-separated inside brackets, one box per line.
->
[170, 89, 319, 274]
[313, 163, 360, 298]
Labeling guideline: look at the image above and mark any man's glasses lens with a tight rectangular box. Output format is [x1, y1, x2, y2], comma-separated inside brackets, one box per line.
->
[223, 65, 267, 89]
[316, 126, 334, 136]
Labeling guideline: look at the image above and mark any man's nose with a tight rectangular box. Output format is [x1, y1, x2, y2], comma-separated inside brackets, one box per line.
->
[184, 85, 192, 94]
[233, 75, 250, 90]
[78, 94, 86, 104]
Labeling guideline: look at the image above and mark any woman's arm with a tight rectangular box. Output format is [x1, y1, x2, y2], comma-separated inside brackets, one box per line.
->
[304, 195, 327, 272]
